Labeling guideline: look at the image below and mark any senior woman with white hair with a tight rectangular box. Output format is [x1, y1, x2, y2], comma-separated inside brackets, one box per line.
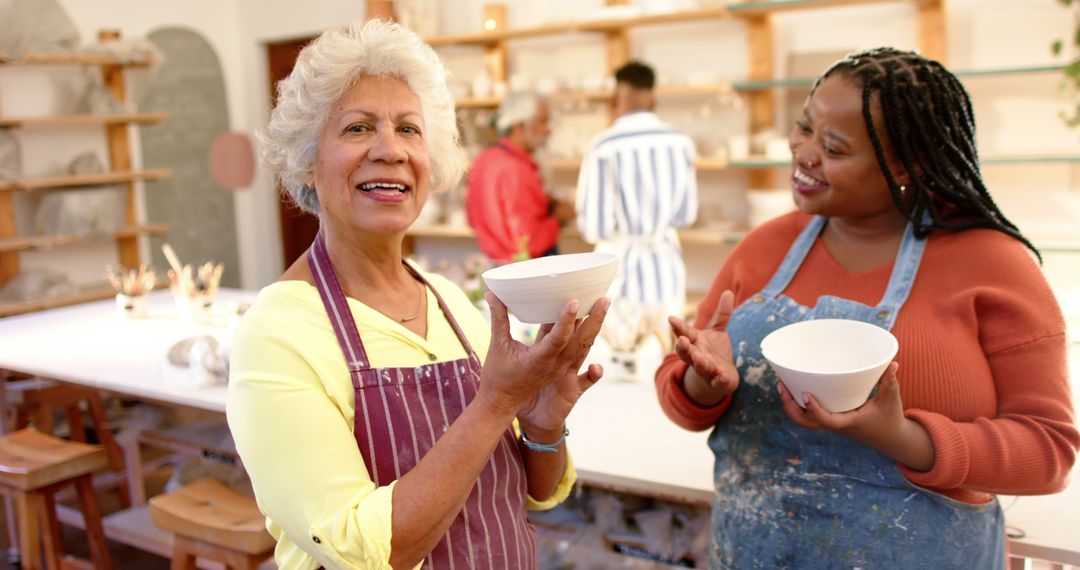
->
[227, 19, 609, 570]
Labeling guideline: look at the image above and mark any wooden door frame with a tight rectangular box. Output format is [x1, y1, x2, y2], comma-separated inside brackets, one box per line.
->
[266, 36, 319, 269]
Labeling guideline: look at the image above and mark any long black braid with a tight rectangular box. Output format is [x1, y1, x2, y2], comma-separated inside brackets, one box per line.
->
[812, 47, 1040, 261]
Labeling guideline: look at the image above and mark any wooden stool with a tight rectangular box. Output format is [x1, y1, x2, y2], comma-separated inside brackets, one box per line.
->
[5, 379, 129, 506]
[0, 428, 112, 570]
[149, 478, 274, 570]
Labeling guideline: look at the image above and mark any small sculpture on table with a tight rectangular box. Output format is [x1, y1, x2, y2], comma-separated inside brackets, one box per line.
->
[105, 264, 155, 319]
[162, 243, 223, 326]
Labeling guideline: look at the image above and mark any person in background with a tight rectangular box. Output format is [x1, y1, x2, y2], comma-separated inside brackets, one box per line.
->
[466, 92, 574, 263]
[575, 61, 698, 323]
[229, 20, 610, 569]
[655, 47, 1077, 568]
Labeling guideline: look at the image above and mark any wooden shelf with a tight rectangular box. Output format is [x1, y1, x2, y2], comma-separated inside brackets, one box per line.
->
[576, 6, 733, 32]
[679, 228, 746, 246]
[407, 224, 745, 246]
[0, 284, 117, 318]
[406, 225, 476, 239]
[0, 169, 172, 192]
[456, 61, 1066, 108]
[0, 112, 168, 128]
[425, 22, 577, 47]
[456, 96, 503, 109]
[426, 0, 903, 47]
[458, 84, 734, 109]
[0, 224, 169, 254]
[725, 0, 900, 16]
[0, 52, 155, 67]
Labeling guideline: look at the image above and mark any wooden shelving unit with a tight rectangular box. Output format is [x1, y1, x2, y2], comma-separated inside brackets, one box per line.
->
[406, 224, 745, 247]
[0, 284, 119, 318]
[0, 31, 171, 316]
[418, 0, 1080, 261]
[0, 112, 167, 128]
[0, 168, 172, 192]
[411, 0, 951, 265]
[0, 52, 155, 67]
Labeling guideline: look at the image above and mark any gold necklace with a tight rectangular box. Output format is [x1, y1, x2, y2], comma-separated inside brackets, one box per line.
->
[399, 279, 424, 323]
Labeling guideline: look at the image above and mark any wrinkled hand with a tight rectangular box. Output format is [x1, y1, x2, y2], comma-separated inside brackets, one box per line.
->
[478, 293, 610, 425]
[778, 362, 905, 440]
[668, 290, 739, 401]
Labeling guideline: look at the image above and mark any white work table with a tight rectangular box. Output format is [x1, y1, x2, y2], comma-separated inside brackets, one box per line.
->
[0, 289, 247, 413]
[0, 293, 1076, 565]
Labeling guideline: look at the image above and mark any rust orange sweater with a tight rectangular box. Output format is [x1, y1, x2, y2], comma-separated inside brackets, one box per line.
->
[656, 212, 1078, 503]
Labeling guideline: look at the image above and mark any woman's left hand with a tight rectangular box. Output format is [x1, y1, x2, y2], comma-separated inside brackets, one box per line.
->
[516, 321, 606, 436]
[778, 362, 904, 436]
[777, 362, 935, 471]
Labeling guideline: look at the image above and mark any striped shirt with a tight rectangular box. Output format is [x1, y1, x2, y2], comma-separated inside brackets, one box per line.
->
[575, 111, 698, 319]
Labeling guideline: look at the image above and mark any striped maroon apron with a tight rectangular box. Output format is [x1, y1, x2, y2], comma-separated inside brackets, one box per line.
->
[307, 236, 537, 569]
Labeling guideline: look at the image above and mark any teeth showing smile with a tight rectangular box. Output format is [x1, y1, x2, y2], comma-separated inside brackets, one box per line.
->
[359, 182, 407, 193]
[793, 169, 824, 186]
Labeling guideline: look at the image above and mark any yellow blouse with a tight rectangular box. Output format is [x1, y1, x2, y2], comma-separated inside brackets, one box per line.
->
[227, 268, 575, 570]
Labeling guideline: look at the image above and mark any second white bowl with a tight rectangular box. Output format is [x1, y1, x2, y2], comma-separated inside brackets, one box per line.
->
[760, 318, 898, 412]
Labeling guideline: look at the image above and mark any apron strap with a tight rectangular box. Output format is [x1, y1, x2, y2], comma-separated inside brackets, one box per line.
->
[759, 215, 927, 331]
[307, 234, 372, 376]
[871, 220, 928, 330]
[760, 215, 827, 299]
[307, 234, 481, 374]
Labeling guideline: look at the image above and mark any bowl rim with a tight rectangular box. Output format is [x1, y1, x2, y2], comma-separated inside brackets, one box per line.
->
[760, 318, 898, 375]
[481, 251, 618, 282]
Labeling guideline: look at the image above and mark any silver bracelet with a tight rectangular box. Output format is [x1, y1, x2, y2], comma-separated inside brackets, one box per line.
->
[520, 425, 568, 453]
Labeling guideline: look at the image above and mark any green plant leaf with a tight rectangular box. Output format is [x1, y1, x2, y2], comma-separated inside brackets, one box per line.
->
[1054, 39, 1064, 55]
[1066, 58, 1080, 78]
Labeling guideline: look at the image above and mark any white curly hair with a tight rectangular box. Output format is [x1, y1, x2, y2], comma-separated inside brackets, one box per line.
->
[261, 19, 467, 215]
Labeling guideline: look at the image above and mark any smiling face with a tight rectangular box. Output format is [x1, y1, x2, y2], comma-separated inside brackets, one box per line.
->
[309, 74, 431, 241]
[788, 74, 908, 225]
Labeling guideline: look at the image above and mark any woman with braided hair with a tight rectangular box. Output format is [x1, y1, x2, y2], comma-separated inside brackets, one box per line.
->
[656, 47, 1077, 567]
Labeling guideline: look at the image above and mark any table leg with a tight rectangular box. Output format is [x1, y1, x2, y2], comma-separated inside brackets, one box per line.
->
[121, 428, 148, 506]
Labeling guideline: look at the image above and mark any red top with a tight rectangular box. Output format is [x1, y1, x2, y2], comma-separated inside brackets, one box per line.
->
[656, 211, 1078, 503]
[466, 139, 560, 263]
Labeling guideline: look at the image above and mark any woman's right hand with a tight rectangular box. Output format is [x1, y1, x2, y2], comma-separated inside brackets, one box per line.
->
[478, 292, 607, 418]
[668, 290, 739, 406]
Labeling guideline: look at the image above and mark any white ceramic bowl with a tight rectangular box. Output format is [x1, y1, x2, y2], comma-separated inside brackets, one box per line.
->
[481, 252, 618, 324]
[760, 319, 898, 412]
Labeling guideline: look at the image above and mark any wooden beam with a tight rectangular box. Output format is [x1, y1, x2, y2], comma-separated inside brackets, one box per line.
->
[0, 192, 18, 285]
[97, 29, 142, 265]
[746, 15, 777, 189]
[482, 5, 508, 84]
[366, 0, 395, 21]
[606, 29, 631, 72]
[917, 0, 947, 64]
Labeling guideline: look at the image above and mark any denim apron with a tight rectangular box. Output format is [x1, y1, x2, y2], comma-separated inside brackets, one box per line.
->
[307, 236, 536, 569]
[709, 216, 1005, 569]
